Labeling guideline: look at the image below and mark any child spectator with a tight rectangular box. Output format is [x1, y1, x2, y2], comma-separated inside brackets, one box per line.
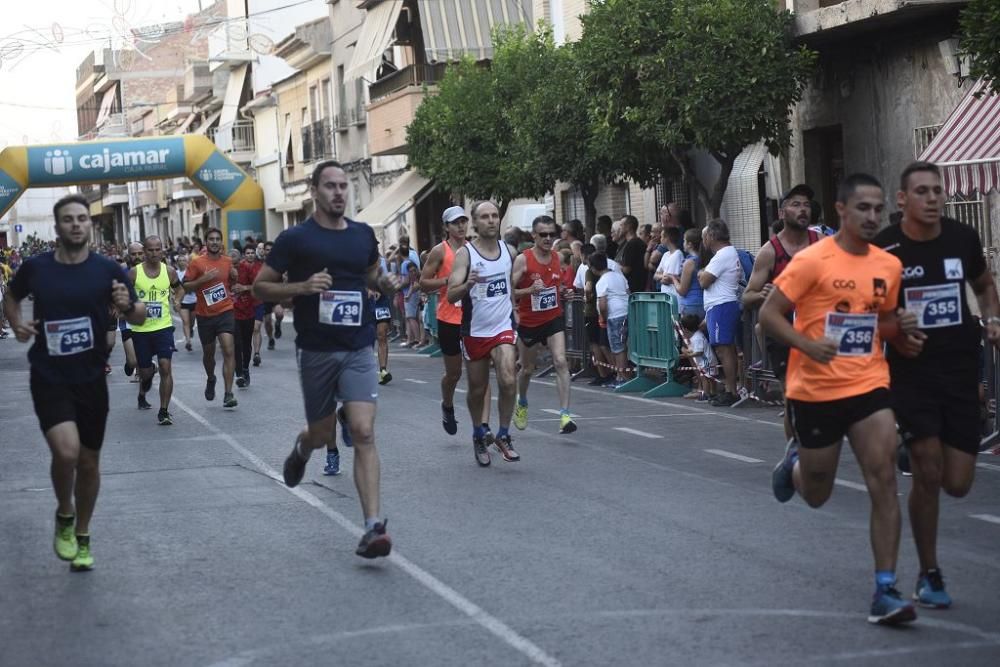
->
[679, 313, 716, 401]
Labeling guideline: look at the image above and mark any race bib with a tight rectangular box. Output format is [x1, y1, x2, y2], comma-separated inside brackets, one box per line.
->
[202, 283, 228, 307]
[825, 312, 876, 356]
[319, 290, 363, 326]
[45, 316, 94, 357]
[145, 301, 163, 319]
[531, 285, 558, 312]
[475, 273, 509, 300]
[374, 306, 391, 320]
[904, 283, 961, 329]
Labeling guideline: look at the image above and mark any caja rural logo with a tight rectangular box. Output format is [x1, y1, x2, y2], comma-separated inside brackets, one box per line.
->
[43, 149, 73, 176]
[41, 146, 174, 176]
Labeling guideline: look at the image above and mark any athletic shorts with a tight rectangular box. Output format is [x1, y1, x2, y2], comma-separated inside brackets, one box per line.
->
[181, 302, 196, 312]
[438, 321, 462, 356]
[462, 330, 516, 362]
[891, 364, 980, 455]
[132, 327, 176, 369]
[518, 315, 565, 348]
[788, 387, 891, 449]
[765, 338, 790, 383]
[607, 315, 628, 354]
[30, 371, 109, 451]
[253, 304, 265, 322]
[372, 296, 392, 323]
[297, 347, 378, 423]
[706, 301, 740, 346]
[197, 311, 235, 345]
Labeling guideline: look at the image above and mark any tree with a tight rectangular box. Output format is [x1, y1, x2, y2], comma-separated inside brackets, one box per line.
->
[577, 0, 816, 219]
[960, 0, 1000, 94]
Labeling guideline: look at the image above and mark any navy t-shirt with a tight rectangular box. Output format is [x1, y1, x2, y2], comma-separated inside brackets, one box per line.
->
[266, 217, 379, 352]
[8, 251, 136, 383]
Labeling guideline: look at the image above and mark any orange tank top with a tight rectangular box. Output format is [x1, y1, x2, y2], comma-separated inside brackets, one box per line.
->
[516, 247, 564, 327]
[436, 241, 463, 325]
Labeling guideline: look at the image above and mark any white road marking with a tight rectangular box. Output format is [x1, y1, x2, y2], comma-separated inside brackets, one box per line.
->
[171, 398, 560, 667]
[704, 449, 763, 464]
[834, 479, 867, 492]
[976, 462, 1000, 473]
[404, 378, 428, 384]
[541, 408, 579, 418]
[454, 388, 467, 393]
[970, 513, 1000, 526]
[613, 427, 662, 439]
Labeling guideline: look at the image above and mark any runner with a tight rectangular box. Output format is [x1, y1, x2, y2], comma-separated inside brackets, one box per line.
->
[233, 244, 263, 387]
[370, 249, 393, 386]
[119, 242, 144, 378]
[128, 236, 182, 424]
[511, 215, 577, 434]
[183, 227, 239, 409]
[875, 161, 1000, 609]
[253, 160, 400, 558]
[743, 184, 821, 436]
[260, 241, 284, 350]
[761, 173, 923, 625]
[447, 201, 520, 467]
[2, 193, 145, 572]
[175, 254, 197, 351]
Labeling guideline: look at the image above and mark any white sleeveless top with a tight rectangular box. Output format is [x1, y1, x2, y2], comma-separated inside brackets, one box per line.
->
[461, 240, 514, 337]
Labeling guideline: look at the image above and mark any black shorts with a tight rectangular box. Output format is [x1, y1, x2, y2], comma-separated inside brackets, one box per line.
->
[30, 372, 109, 451]
[197, 310, 236, 345]
[891, 364, 980, 455]
[121, 328, 133, 343]
[181, 301, 196, 312]
[372, 296, 392, 323]
[438, 321, 462, 357]
[765, 338, 790, 383]
[132, 327, 176, 369]
[788, 387, 891, 449]
[518, 315, 565, 348]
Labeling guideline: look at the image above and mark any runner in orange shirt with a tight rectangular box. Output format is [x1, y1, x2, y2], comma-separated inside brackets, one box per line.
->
[182, 227, 239, 408]
[760, 173, 924, 626]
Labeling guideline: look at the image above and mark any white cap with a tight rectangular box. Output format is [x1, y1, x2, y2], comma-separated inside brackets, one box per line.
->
[442, 205, 468, 224]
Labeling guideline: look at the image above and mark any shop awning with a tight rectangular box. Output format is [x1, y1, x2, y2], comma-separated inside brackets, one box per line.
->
[220, 64, 249, 128]
[418, 0, 530, 63]
[95, 82, 119, 127]
[194, 110, 222, 135]
[357, 170, 434, 228]
[920, 79, 1000, 196]
[345, 0, 404, 80]
[720, 143, 768, 252]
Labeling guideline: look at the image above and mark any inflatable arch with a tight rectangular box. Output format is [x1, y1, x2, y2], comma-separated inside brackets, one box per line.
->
[0, 135, 263, 247]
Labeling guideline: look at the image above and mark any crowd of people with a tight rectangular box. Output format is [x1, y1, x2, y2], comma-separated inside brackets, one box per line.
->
[2, 158, 997, 629]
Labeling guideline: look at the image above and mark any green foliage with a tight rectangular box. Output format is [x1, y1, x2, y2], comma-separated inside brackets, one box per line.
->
[960, 0, 1000, 93]
[577, 0, 816, 216]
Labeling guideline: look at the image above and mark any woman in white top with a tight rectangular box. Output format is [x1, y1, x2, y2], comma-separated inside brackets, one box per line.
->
[653, 227, 685, 301]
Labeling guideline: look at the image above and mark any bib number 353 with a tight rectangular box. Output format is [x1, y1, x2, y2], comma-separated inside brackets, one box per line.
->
[45, 316, 94, 357]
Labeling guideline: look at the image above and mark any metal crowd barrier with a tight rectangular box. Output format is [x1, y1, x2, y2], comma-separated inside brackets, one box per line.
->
[980, 325, 999, 453]
[615, 292, 688, 398]
[535, 295, 592, 379]
[419, 291, 443, 357]
[735, 308, 783, 408]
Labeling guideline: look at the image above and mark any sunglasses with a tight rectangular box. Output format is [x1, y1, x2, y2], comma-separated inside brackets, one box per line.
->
[535, 232, 558, 239]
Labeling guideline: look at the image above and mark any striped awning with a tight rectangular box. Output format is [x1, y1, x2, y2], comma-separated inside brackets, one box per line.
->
[345, 0, 404, 80]
[919, 79, 1000, 196]
[418, 0, 531, 63]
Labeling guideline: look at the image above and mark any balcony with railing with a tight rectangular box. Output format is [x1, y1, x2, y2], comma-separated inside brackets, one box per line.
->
[210, 119, 256, 162]
[366, 64, 448, 156]
[369, 63, 449, 102]
[301, 119, 334, 163]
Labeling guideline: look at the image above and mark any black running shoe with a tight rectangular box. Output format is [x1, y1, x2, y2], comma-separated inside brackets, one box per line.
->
[282, 437, 308, 487]
[356, 520, 392, 559]
[124, 362, 134, 377]
[442, 403, 458, 435]
[588, 375, 607, 386]
[275, 320, 283, 339]
[473, 436, 491, 467]
[137, 395, 152, 410]
[157, 408, 173, 425]
[205, 376, 216, 401]
[267, 338, 275, 350]
[185, 341, 192, 352]
[236, 375, 247, 389]
[223, 392, 238, 409]
[253, 353, 261, 367]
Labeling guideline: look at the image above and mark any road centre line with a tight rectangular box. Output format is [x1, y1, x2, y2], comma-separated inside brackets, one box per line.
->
[969, 513, 1000, 526]
[404, 378, 428, 384]
[704, 449, 763, 464]
[540, 408, 579, 418]
[533, 412, 706, 422]
[170, 397, 560, 667]
[613, 427, 662, 439]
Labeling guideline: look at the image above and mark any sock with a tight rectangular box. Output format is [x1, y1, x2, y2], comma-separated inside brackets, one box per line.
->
[56, 513, 74, 524]
[76, 533, 90, 546]
[327, 446, 338, 455]
[442, 403, 454, 412]
[560, 409, 570, 417]
[497, 427, 509, 439]
[380, 367, 386, 372]
[364, 517, 380, 531]
[875, 570, 896, 589]
[481, 422, 489, 431]
[473, 425, 485, 439]
[518, 397, 528, 407]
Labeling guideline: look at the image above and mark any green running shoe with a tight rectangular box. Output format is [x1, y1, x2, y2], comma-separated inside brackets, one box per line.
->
[559, 413, 577, 434]
[70, 535, 94, 572]
[513, 402, 528, 430]
[53, 513, 77, 561]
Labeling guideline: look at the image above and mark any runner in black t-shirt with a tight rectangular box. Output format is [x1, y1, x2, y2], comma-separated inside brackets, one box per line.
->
[875, 161, 1000, 609]
[253, 160, 401, 559]
[3, 194, 144, 572]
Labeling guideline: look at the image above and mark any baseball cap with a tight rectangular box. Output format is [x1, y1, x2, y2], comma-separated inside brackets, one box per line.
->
[780, 184, 815, 205]
[442, 205, 468, 224]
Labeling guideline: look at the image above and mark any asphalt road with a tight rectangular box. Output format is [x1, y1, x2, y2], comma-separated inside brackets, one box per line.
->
[2, 321, 999, 666]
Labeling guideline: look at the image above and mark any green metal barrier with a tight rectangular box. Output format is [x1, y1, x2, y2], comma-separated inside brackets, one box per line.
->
[420, 291, 443, 357]
[615, 292, 687, 397]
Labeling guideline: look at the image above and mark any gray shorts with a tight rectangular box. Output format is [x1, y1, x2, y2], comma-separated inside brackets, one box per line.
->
[297, 347, 378, 423]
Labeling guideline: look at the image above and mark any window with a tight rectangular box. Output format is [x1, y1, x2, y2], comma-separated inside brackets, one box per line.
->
[336, 64, 347, 124]
[321, 79, 332, 121]
[300, 108, 311, 162]
[309, 86, 319, 124]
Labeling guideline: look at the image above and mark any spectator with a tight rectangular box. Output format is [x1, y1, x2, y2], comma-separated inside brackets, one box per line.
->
[679, 313, 716, 401]
[698, 219, 742, 407]
[570, 240, 583, 271]
[615, 215, 648, 295]
[574, 244, 614, 386]
[397, 235, 420, 272]
[660, 202, 681, 229]
[562, 219, 584, 246]
[503, 226, 523, 253]
[559, 249, 575, 291]
[639, 223, 653, 245]
[588, 234, 621, 272]
[597, 215, 618, 259]
[653, 226, 684, 301]
[676, 228, 706, 320]
[593, 252, 631, 388]
[645, 222, 666, 275]
[402, 263, 422, 347]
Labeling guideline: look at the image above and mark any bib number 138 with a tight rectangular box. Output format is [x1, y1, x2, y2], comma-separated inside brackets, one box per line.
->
[319, 290, 363, 327]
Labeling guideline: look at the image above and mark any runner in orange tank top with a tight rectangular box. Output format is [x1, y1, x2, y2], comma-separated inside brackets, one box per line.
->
[760, 173, 925, 626]
[511, 215, 576, 434]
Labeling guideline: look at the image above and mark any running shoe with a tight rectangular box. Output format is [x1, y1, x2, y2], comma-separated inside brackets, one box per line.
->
[242, 371, 251, 387]
[869, 585, 917, 625]
[223, 392, 238, 409]
[710, 392, 738, 407]
[378, 369, 392, 385]
[441, 403, 458, 435]
[70, 535, 94, 572]
[473, 435, 491, 467]
[53, 514, 77, 561]
[494, 433, 520, 462]
[137, 395, 152, 410]
[124, 362, 134, 377]
[771, 438, 798, 503]
[513, 402, 528, 430]
[914, 569, 952, 609]
[601, 376, 618, 387]
[267, 338, 275, 350]
[283, 436, 308, 488]
[185, 341, 192, 352]
[236, 374, 247, 389]
[274, 320, 283, 338]
[559, 414, 577, 434]
[355, 520, 392, 559]
[253, 353, 261, 367]
[157, 408, 173, 425]
[337, 407, 353, 448]
[587, 375, 607, 386]
[323, 449, 341, 476]
[205, 376, 216, 401]
[897, 442, 912, 476]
